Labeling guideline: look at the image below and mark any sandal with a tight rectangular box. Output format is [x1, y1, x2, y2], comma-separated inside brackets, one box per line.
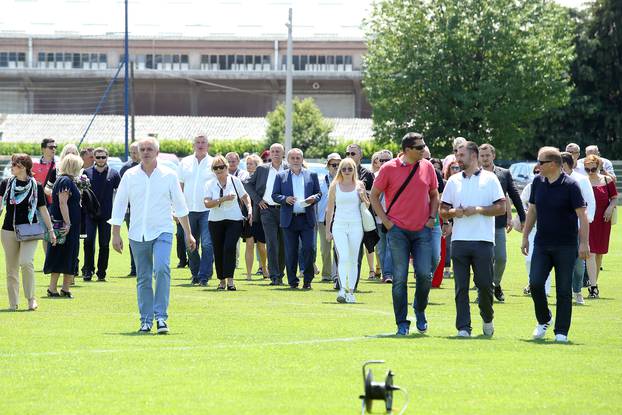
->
[47, 289, 60, 298]
[227, 285, 237, 291]
[368, 271, 377, 280]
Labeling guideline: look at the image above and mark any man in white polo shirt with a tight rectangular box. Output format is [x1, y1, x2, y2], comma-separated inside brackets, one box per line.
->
[440, 141, 505, 337]
[177, 135, 215, 286]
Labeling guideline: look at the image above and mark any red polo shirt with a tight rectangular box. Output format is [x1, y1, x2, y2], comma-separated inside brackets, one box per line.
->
[373, 157, 438, 231]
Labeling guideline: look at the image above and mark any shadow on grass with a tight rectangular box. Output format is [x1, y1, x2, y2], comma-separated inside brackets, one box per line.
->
[365, 333, 428, 340]
[443, 335, 494, 341]
[109, 331, 184, 337]
[320, 301, 369, 305]
[519, 338, 581, 346]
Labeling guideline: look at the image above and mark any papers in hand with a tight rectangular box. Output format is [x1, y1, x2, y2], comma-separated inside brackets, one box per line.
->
[296, 200, 310, 209]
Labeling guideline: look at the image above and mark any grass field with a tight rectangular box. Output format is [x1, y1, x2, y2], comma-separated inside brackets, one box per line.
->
[0, 224, 620, 414]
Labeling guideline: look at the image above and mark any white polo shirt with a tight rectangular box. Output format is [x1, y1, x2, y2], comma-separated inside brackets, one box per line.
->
[441, 169, 504, 243]
[109, 162, 189, 242]
[177, 154, 214, 212]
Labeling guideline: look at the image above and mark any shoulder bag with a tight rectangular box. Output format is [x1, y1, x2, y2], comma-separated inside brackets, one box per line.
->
[13, 207, 45, 242]
[605, 177, 618, 225]
[232, 176, 253, 238]
[380, 161, 420, 233]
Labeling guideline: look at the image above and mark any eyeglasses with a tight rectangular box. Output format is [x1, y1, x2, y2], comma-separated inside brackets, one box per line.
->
[95, 156, 107, 160]
[585, 167, 599, 173]
[212, 165, 226, 171]
[328, 163, 340, 168]
[407, 144, 426, 151]
[537, 160, 553, 165]
[341, 167, 354, 173]
[450, 166, 461, 171]
[379, 159, 390, 163]
[345, 152, 357, 157]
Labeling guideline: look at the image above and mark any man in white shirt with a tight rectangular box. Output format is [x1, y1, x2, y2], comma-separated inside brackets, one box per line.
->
[177, 135, 215, 286]
[245, 143, 288, 285]
[561, 152, 595, 305]
[440, 141, 506, 338]
[226, 152, 250, 181]
[110, 137, 196, 334]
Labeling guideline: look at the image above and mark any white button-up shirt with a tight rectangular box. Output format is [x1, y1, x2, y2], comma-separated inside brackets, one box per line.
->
[177, 154, 214, 212]
[263, 162, 285, 206]
[291, 170, 306, 213]
[109, 163, 189, 242]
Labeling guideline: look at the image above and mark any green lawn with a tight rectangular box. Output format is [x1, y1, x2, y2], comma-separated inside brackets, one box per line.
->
[0, 225, 620, 414]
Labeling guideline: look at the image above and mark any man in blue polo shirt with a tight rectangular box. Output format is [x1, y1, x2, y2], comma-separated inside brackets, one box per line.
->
[521, 146, 589, 343]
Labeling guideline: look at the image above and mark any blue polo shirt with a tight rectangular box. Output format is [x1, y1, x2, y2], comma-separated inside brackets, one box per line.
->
[529, 172, 585, 247]
[85, 166, 121, 219]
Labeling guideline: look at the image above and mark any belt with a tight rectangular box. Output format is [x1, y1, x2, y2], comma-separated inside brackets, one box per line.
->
[268, 204, 280, 208]
[293, 212, 306, 217]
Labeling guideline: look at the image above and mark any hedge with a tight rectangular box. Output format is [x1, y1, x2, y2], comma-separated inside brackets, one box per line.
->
[0, 138, 398, 160]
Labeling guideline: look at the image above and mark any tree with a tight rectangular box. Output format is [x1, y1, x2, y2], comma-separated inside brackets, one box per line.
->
[363, 0, 576, 158]
[265, 98, 334, 158]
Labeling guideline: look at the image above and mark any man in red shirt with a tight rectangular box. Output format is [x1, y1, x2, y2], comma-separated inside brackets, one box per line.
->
[371, 132, 439, 336]
[31, 138, 57, 205]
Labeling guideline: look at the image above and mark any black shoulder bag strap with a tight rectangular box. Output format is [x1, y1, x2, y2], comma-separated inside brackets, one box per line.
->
[385, 161, 419, 217]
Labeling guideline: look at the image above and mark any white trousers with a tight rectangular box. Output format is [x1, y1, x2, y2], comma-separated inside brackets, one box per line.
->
[332, 221, 363, 292]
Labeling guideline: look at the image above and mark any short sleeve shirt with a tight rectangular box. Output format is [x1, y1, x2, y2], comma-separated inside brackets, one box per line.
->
[206, 175, 247, 222]
[0, 179, 46, 231]
[529, 173, 585, 246]
[441, 170, 505, 243]
[373, 158, 438, 232]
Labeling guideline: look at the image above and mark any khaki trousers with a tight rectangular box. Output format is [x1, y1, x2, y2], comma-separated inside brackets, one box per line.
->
[1, 229, 38, 308]
[317, 222, 335, 279]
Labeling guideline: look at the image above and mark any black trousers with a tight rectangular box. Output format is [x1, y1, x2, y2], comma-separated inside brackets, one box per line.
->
[176, 222, 187, 265]
[452, 240, 495, 333]
[82, 218, 111, 278]
[209, 220, 243, 280]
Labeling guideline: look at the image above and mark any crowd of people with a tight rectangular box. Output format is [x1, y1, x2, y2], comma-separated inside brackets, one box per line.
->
[0, 135, 617, 341]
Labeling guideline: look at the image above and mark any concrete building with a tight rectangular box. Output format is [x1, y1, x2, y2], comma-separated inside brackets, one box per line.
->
[0, 0, 372, 118]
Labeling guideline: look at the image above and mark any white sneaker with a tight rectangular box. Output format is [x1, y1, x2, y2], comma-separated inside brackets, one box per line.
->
[574, 292, 585, 305]
[336, 290, 346, 303]
[532, 318, 553, 339]
[483, 321, 494, 337]
[345, 292, 356, 304]
[457, 330, 471, 338]
[156, 318, 169, 334]
[555, 334, 568, 343]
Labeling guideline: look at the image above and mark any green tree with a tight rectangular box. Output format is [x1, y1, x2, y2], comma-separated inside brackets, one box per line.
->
[363, 0, 576, 157]
[265, 98, 334, 158]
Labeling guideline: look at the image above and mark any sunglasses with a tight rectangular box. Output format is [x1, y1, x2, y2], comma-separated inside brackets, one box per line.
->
[407, 144, 426, 151]
[345, 152, 357, 157]
[328, 163, 340, 168]
[379, 159, 390, 163]
[537, 160, 553, 165]
[11, 162, 23, 167]
[341, 167, 354, 173]
[212, 165, 226, 171]
[451, 166, 461, 171]
[585, 167, 598, 173]
[95, 156, 107, 160]
[47, 145, 57, 149]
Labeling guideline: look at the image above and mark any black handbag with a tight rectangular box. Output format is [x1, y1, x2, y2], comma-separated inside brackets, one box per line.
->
[232, 177, 252, 238]
[380, 161, 420, 233]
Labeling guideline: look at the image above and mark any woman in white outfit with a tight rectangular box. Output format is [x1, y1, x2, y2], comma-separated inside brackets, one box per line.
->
[325, 158, 369, 303]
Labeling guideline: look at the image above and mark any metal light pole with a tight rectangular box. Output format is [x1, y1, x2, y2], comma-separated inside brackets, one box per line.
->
[123, 0, 129, 160]
[284, 8, 293, 152]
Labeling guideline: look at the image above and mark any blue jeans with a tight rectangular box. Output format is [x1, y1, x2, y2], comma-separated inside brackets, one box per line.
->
[187, 211, 214, 283]
[387, 224, 433, 328]
[376, 222, 393, 277]
[130, 232, 173, 326]
[530, 244, 577, 336]
[430, 223, 442, 274]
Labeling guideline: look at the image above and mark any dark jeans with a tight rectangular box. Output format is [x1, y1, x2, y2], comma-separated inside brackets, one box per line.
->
[176, 222, 187, 265]
[530, 244, 577, 336]
[284, 215, 316, 286]
[387, 225, 433, 328]
[187, 211, 214, 283]
[209, 220, 243, 280]
[125, 214, 136, 275]
[82, 218, 111, 278]
[452, 240, 495, 333]
[260, 206, 285, 281]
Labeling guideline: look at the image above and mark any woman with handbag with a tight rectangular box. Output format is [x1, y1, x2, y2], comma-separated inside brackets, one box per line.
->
[325, 158, 370, 304]
[0, 154, 56, 311]
[584, 154, 618, 299]
[44, 154, 83, 298]
[204, 155, 252, 291]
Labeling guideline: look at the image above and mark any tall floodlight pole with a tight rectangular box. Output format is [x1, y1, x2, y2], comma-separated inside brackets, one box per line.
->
[284, 8, 293, 152]
[124, 0, 129, 160]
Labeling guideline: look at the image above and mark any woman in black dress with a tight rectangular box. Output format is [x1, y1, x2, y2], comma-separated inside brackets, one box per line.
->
[44, 154, 83, 298]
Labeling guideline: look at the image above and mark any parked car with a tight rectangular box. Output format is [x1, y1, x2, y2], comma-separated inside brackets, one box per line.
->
[509, 162, 537, 193]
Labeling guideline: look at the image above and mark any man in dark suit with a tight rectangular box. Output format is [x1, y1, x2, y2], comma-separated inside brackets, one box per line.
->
[272, 148, 322, 289]
[245, 143, 288, 285]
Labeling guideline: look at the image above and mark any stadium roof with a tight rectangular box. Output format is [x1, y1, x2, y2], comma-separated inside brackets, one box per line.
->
[0, 0, 372, 41]
[0, 114, 374, 142]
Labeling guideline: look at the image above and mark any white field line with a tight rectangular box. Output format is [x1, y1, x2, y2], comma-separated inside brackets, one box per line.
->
[0, 336, 370, 358]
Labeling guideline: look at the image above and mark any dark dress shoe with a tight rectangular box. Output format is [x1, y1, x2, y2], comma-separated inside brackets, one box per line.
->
[176, 262, 187, 268]
[302, 282, 312, 290]
[47, 289, 60, 298]
[60, 289, 73, 298]
[289, 284, 299, 289]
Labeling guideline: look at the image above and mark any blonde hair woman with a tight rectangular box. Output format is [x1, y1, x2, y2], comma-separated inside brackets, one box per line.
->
[325, 158, 369, 303]
[44, 154, 83, 298]
[243, 154, 268, 280]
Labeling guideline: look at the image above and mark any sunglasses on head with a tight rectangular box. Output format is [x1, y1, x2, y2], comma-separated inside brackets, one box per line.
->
[341, 167, 354, 173]
[212, 164, 226, 171]
[345, 152, 357, 157]
[328, 163, 340, 168]
[585, 167, 598, 173]
[408, 144, 426, 151]
[95, 156, 107, 160]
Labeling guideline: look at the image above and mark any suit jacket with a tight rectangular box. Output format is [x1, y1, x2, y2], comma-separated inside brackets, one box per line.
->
[492, 165, 526, 228]
[272, 169, 321, 228]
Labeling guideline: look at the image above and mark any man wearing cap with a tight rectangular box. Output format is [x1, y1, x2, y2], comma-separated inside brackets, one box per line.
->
[317, 153, 340, 282]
